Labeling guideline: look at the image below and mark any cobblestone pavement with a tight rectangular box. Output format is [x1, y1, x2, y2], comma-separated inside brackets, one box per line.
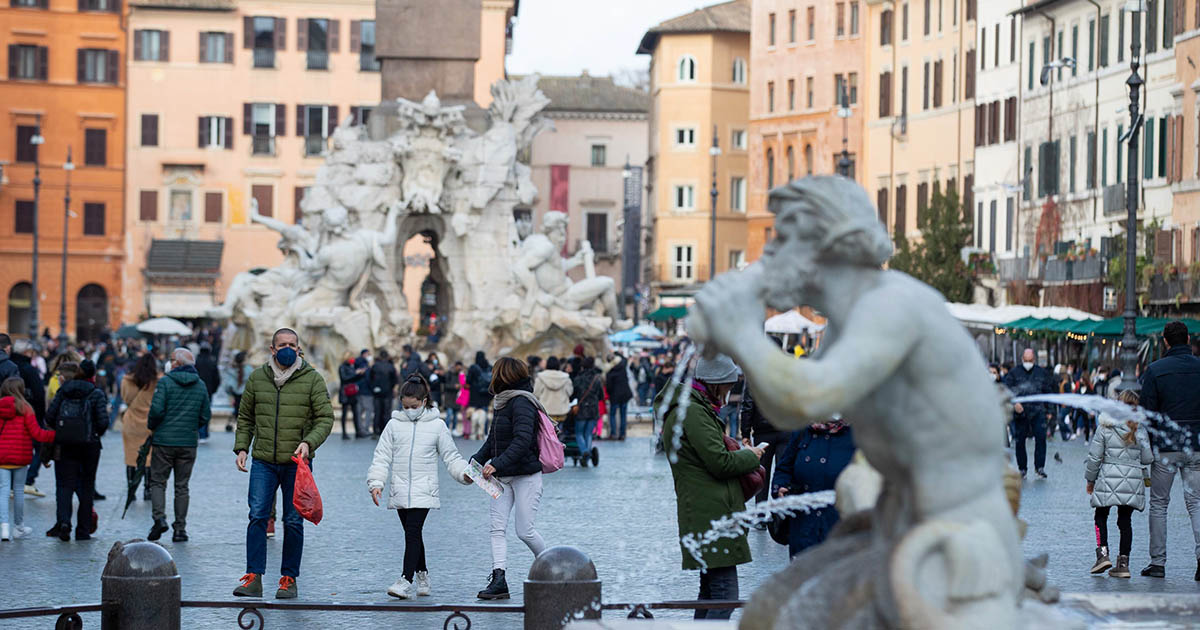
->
[2, 423, 1198, 629]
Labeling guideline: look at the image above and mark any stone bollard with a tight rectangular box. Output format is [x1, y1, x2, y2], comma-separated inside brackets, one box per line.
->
[101, 541, 181, 630]
[524, 546, 602, 630]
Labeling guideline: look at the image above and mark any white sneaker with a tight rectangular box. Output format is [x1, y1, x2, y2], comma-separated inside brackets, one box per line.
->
[1, 523, 10, 541]
[387, 577, 413, 599]
[24, 485, 45, 497]
[13, 526, 32, 539]
[415, 571, 431, 596]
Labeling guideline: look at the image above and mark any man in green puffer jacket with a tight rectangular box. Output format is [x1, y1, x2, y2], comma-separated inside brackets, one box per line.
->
[146, 348, 212, 543]
[232, 328, 333, 600]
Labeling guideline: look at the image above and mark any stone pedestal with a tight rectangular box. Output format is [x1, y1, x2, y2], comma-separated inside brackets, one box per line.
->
[525, 546, 602, 630]
[100, 541, 180, 630]
[566, 623, 735, 629]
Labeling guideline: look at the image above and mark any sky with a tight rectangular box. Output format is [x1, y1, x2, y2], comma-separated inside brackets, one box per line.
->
[507, 0, 713, 79]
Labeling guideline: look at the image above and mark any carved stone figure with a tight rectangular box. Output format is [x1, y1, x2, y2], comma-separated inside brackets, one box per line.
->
[688, 176, 1023, 630]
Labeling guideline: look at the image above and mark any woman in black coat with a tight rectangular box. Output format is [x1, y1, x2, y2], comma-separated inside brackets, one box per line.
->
[471, 357, 547, 601]
[570, 357, 604, 466]
[604, 354, 634, 440]
[771, 421, 855, 558]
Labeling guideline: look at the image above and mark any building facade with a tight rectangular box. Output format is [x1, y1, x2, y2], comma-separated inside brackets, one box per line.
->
[863, 0, 976, 241]
[1163, 0, 1200, 312]
[1, 0, 126, 342]
[528, 73, 650, 292]
[638, 0, 751, 297]
[747, 0, 867, 261]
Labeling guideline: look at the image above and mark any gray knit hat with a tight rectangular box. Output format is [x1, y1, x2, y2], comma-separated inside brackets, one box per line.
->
[694, 354, 741, 384]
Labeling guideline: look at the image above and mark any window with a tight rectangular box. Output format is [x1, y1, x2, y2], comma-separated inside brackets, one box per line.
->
[1099, 14, 1110, 67]
[77, 49, 118, 84]
[1004, 97, 1017, 142]
[1116, 125, 1124, 184]
[895, 184, 907, 234]
[940, 0, 945, 32]
[672, 245, 694, 281]
[199, 116, 233, 149]
[807, 7, 815, 40]
[84, 128, 106, 166]
[980, 27, 986, 70]
[7, 44, 46, 80]
[1006, 198, 1014, 250]
[730, 176, 746, 211]
[1024, 146, 1032, 201]
[356, 20, 380, 71]
[964, 49, 974, 98]
[769, 12, 777, 46]
[1087, 131, 1098, 189]
[249, 103, 280, 155]
[729, 250, 745, 271]
[965, 0, 975, 21]
[251, 184, 274, 217]
[917, 182, 930, 225]
[139, 190, 158, 221]
[768, 81, 775, 112]
[877, 188, 889, 223]
[15, 200, 34, 233]
[1163, 0, 1173, 50]
[1147, 0, 1158, 54]
[788, 9, 797, 43]
[299, 104, 335, 156]
[836, 73, 847, 107]
[879, 71, 892, 116]
[881, 9, 893, 46]
[1071, 24, 1078, 77]
[767, 149, 775, 188]
[134, 29, 167, 61]
[1158, 117, 1167, 178]
[350, 106, 374, 126]
[787, 146, 796, 180]
[732, 57, 746, 84]
[80, 0, 117, 11]
[1102, 128, 1108, 187]
[169, 190, 192, 221]
[806, 76, 814, 108]
[1011, 17, 1017, 62]
[1038, 140, 1060, 197]
[851, 1, 860, 35]
[672, 185, 695, 210]
[205, 192, 222, 223]
[15, 126, 38, 163]
[1028, 42, 1035, 90]
[250, 16, 279, 69]
[12, 0, 47, 6]
[788, 78, 796, 110]
[848, 72, 859, 104]
[590, 144, 607, 167]
[674, 127, 696, 148]
[724, 129, 744, 150]
[677, 55, 696, 82]
[200, 32, 233, 64]
[141, 114, 158, 147]
[586, 213, 608, 253]
[838, 2, 846, 37]
[923, 0, 930, 36]
[83, 202, 104, 235]
[1118, 10, 1125, 63]
[1069, 135, 1077, 192]
[1145, 116, 1155, 179]
[902, 2, 909, 41]
[931, 62, 941, 107]
[805, 144, 815, 175]
[302, 18, 335, 70]
[922, 63, 930, 110]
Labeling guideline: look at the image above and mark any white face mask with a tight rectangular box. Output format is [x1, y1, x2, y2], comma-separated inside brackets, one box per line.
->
[1022, 362, 1034, 371]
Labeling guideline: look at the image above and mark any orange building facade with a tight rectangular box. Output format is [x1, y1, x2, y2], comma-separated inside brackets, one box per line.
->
[1, 0, 126, 342]
[748, 0, 866, 261]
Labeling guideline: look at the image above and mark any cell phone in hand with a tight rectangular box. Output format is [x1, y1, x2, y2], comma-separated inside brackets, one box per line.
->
[755, 442, 769, 450]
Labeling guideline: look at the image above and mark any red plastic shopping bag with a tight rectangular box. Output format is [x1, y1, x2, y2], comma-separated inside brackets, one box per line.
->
[291, 455, 323, 525]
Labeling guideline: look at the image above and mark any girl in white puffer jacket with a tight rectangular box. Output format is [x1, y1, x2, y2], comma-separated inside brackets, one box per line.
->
[368, 376, 472, 599]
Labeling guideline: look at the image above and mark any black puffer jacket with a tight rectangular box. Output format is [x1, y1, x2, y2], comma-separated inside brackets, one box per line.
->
[605, 358, 634, 407]
[472, 380, 541, 477]
[572, 368, 604, 422]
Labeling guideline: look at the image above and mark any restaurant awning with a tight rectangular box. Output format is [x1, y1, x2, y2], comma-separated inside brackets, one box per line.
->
[646, 306, 688, 322]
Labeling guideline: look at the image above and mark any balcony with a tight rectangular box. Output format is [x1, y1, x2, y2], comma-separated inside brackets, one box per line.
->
[1148, 273, 1200, 304]
[253, 48, 274, 69]
[304, 135, 326, 157]
[996, 257, 1031, 281]
[307, 50, 328, 70]
[251, 135, 275, 156]
[1042, 255, 1105, 283]
[1102, 184, 1126, 216]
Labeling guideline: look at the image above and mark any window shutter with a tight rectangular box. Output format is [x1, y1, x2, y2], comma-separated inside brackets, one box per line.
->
[297, 18, 307, 51]
[350, 106, 360, 125]
[243, 103, 252, 135]
[139, 190, 158, 221]
[107, 50, 118, 83]
[134, 30, 143, 60]
[205, 191, 222, 223]
[295, 186, 306, 223]
[296, 104, 305, 136]
[964, 49, 975, 98]
[1167, 116, 1176, 184]
[327, 105, 338, 134]
[275, 103, 285, 136]
[879, 72, 890, 117]
[895, 185, 907, 234]
[37, 45, 48, 80]
[224, 117, 233, 148]
[933, 60, 942, 107]
[350, 21, 362, 53]
[877, 187, 889, 224]
[252, 184, 274, 217]
[77, 48, 85, 82]
[274, 17, 286, 50]
[78, 0, 84, 10]
[244, 16, 254, 48]
[991, 101, 1000, 144]
[7, 45, 16, 79]
[199, 116, 207, 148]
[199, 31, 207, 61]
[161, 30, 170, 62]
[225, 33, 233, 62]
[329, 20, 340, 52]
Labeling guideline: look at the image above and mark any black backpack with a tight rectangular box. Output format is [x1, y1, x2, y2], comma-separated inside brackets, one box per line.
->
[475, 365, 493, 394]
[54, 395, 94, 445]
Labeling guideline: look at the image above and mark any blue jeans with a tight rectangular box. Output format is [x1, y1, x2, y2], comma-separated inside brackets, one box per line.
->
[246, 458, 309, 577]
[446, 406, 459, 432]
[608, 402, 628, 439]
[637, 382, 651, 406]
[0, 466, 28, 526]
[695, 566, 739, 620]
[575, 419, 594, 456]
[719, 404, 738, 437]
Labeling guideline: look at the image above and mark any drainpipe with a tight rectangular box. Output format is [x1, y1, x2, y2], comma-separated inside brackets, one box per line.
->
[1039, 11, 1057, 179]
[1088, 0, 1101, 224]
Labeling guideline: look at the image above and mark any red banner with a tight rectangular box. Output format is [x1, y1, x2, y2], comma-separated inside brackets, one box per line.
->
[550, 164, 570, 212]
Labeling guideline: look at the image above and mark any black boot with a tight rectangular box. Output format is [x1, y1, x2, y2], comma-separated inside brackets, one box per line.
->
[477, 569, 509, 600]
[148, 519, 169, 541]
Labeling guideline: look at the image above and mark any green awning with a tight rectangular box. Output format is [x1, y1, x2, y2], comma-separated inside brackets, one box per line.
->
[1002, 316, 1045, 331]
[646, 306, 688, 322]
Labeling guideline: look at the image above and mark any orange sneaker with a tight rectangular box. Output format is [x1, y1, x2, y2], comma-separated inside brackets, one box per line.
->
[233, 573, 262, 597]
[276, 576, 297, 599]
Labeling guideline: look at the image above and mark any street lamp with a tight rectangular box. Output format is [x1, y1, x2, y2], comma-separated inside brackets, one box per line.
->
[621, 156, 637, 323]
[58, 147, 73, 347]
[709, 125, 721, 282]
[29, 116, 45, 345]
[836, 83, 853, 177]
[1119, 0, 1147, 391]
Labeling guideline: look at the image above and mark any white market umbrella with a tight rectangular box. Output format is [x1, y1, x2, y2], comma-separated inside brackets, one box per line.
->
[631, 324, 666, 338]
[136, 317, 193, 336]
[764, 310, 823, 335]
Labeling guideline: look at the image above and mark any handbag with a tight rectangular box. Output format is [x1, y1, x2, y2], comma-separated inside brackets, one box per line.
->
[723, 434, 766, 502]
[767, 512, 790, 545]
[342, 383, 359, 397]
[570, 375, 600, 417]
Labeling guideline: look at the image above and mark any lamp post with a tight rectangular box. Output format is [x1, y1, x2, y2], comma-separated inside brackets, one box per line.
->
[58, 147, 73, 347]
[709, 125, 721, 282]
[29, 115, 45, 345]
[836, 83, 853, 177]
[1119, 0, 1146, 391]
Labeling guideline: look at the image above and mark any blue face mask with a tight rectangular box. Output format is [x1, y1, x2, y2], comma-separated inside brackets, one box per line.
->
[275, 347, 298, 368]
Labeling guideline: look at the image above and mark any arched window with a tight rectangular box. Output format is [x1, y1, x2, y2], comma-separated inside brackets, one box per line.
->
[7, 283, 31, 339]
[805, 144, 814, 175]
[766, 149, 775, 189]
[75, 283, 108, 342]
[786, 146, 795, 182]
[677, 55, 697, 82]
[731, 57, 747, 84]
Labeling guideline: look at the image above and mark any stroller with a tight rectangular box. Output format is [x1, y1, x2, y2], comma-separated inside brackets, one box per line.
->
[555, 417, 599, 468]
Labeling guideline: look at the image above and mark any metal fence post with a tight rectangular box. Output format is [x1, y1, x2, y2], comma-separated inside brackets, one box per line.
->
[524, 546, 602, 630]
[101, 541, 181, 630]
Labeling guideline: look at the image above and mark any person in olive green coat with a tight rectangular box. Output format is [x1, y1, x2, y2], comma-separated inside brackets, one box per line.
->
[232, 328, 333, 601]
[657, 353, 764, 620]
[146, 348, 212, 542]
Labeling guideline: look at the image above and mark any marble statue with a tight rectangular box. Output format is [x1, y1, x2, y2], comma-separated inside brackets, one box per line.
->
[688, 176, 1024, 630]
[209, 76, 621, 371]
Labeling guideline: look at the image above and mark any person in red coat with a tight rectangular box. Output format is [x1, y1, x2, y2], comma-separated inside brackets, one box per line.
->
[0, 377, 56, 540]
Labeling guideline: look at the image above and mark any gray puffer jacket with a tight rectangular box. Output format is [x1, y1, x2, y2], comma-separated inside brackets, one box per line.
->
[1084, 414, 1154, 510]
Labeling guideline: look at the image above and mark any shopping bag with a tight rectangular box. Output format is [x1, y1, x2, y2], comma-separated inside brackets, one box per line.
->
[291, 455, 323, 525]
